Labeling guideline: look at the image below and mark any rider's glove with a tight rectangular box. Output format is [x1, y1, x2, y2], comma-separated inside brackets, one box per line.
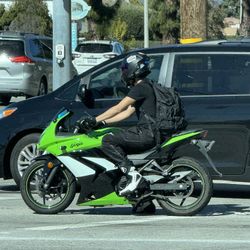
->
[77, 116, 97, 130]
[76, 116, 106, 133]
[95, 120, 107, 129]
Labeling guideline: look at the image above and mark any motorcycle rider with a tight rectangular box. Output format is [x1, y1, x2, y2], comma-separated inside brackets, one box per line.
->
[78, 52, 157, 213]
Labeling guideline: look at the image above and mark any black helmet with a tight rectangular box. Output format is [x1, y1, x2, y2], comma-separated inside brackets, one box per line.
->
[121, 52, 151, 86]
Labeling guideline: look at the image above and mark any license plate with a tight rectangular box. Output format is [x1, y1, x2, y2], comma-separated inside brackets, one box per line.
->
[87, 58, 97, 64]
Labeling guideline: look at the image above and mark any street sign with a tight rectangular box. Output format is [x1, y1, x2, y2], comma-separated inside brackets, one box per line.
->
[72, 22, 78, 51]
[71, 0, 91, 21]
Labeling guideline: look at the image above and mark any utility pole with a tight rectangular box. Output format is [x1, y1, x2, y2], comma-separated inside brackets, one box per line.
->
[53, 0, 72, 90]
[144, 0, 149, 48]
[180, 0, 207, 43]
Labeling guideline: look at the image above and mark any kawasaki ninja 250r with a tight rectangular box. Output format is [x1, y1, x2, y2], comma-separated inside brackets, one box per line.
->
[20, 108, 220, 216]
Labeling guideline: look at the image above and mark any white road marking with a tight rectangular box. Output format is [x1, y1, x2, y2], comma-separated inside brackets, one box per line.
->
[0, 237, 250, 244]
[24, 216, 182, 231]
[0, 197, 19, 200]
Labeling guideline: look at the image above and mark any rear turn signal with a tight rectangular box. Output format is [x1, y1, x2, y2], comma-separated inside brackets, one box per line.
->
[9, 56, 34, 63]
[201, 130, 208, 138]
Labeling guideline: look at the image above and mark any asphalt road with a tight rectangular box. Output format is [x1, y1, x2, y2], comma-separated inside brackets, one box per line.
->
[1, 179, 250, 250]
[1, 98, 250, 249]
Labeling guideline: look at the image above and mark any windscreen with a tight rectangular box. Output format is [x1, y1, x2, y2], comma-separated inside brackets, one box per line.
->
[75, 43, 113, 53]
[0, 40, 25, 57]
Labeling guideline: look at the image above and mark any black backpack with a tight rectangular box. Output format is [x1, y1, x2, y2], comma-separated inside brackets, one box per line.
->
[143, 81, 187, 140]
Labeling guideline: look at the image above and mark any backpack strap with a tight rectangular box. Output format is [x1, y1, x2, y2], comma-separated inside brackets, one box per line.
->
[140, 108, 162, 151]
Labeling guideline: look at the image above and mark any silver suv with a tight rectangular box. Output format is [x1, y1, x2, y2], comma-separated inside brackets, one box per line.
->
[72, 40, 124, 74]
[0, 32, 53, 105]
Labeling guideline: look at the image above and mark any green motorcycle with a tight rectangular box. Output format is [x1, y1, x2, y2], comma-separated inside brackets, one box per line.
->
[20, 108, 219, 216]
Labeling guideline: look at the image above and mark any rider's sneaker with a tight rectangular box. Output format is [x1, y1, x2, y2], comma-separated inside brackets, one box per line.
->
[132, 201, 156, 215]
[119, 169, 142, 196]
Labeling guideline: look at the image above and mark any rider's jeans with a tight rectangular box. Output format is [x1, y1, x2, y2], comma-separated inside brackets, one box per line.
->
[101, 126, 155, 166]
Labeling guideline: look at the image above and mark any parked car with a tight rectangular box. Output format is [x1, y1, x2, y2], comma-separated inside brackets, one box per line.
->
[1, 39, 250, 186]
[72, 40, 124, 74]
[0, 32, 54, 105]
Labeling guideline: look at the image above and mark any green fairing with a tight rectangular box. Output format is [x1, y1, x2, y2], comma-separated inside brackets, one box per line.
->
[161, 131, 201, 148]
[39, 110, 203, 155]
[38, 110, 119, 155]
[78, 192, 130, 206]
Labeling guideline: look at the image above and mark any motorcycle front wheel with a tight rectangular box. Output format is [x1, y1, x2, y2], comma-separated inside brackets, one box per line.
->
[156, 157, 213, 216]
[20, 160, 76, 214]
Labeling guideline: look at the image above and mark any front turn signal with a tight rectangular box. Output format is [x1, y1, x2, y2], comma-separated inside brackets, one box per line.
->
[0, 108, 17, 118]
[47, 162, 54, 169]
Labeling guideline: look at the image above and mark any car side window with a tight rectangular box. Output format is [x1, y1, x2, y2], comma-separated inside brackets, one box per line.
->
[41, 43, 52, 60]
[89, 61, 128, 99]
[147, 55, 164, 82]
[88, 54, 164, 100]
[29, 39, 44, 58]
[172, 53, 250, 95]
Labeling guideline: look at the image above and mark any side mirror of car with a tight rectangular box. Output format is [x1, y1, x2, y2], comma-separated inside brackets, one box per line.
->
[78, 84, 86, 102]
[78, 85, 94, 108]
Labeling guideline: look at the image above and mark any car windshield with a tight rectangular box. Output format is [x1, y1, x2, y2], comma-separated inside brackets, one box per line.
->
[0, 40, 25, 57]
[75, 43, 113, 53]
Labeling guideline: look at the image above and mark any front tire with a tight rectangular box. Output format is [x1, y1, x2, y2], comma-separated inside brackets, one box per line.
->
[20, 160, 76, 214]
[156, 157, 213, 216]
[10, 133, 41, 187]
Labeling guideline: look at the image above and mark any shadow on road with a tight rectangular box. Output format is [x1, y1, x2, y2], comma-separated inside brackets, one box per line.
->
[63, 203, 250, 217]
[1, 182, 250, 197]
[0, 184, 19, 192]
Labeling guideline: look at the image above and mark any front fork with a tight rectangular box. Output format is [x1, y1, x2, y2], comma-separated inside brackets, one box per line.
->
[33, 153, 62, 190]
[191, 139, 223, 177]
[43, 165, 60, 190]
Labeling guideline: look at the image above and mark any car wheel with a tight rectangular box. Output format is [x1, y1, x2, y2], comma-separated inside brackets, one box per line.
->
[0, 95, 11, 105]
[38, 78, 47, 96]
[10, 133, 41, 187]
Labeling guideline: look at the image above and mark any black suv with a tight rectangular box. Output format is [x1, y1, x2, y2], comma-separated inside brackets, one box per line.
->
[1, 40, 250, 186]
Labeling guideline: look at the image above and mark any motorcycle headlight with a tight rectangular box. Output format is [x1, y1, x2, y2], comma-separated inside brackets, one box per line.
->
[0, 107, 17, 119]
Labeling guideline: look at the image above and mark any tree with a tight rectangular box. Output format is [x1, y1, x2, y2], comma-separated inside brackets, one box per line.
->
[220, 0, 240, 18]
[109, 18, 128, 41]
[239, 0, 250, 36]
[0, 4, 5, 18]
[180, 0, 207, 41]
[85, 0, 120, 39]
[207, 0, 225, 39]
[149, 0, 180, 44]
[114, 3, 144, 40]
[0, 0, 52, 35]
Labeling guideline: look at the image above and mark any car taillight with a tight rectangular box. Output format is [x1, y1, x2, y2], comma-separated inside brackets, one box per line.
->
[9, 56, 34, 63]
[72, 53, 81, 59]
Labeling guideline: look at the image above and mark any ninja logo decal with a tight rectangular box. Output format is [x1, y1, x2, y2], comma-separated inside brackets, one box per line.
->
[70, 142, 83, 148]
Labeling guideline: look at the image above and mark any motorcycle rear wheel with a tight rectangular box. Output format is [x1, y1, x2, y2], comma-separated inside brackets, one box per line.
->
[20, 160, 76, 214]
[156, 157, 213, 216]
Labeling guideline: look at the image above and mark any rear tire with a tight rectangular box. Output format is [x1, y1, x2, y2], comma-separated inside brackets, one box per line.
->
[38, 78, 47, 96]
[156, 157, 213, 216]
[20, 160, 76, 214]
